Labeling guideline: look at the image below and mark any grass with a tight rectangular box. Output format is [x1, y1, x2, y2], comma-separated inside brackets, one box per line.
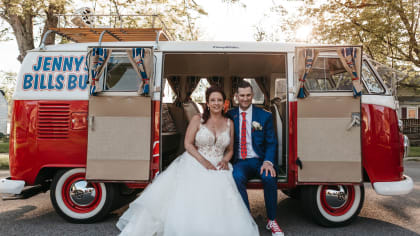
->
[409, 146, 420, 157]
[0, 142, 9, 153]
[0, 154, 9, 169]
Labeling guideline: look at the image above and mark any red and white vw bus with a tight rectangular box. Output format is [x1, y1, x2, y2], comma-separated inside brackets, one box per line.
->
[0, 29, 413, 226]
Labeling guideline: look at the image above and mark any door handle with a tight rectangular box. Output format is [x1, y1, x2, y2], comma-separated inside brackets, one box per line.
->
[346, 113, 360, 131]
[89, 116, 95, 131]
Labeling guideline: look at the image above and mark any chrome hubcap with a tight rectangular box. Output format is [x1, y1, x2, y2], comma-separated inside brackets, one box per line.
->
[69, 180, 96, 206]
[325, 186, 348, 209]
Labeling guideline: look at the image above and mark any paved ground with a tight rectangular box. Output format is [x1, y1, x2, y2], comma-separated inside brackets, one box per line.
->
[0, 160, 419, 236]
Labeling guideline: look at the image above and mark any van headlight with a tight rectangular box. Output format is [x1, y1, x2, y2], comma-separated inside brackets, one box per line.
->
[404, 135, 410, 158]
[398, 119, 403, 132]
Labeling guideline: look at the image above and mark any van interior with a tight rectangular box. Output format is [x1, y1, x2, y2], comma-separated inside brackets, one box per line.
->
[160, 53, 288, 182]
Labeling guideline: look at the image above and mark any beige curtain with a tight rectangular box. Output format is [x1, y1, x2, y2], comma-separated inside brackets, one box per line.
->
[126, 48, 153, 95]
[182, 76, 201, 102]
[207, 76, 224, 87]
[337, 47, 362, 97]
[296, 48, 319, 98]
[166, 76, 182, 105]
[89, 48, 112, 94]
[255, 77, 270, 107]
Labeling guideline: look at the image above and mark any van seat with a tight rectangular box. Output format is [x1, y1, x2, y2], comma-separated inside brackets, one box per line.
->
[162, 103, 177, 133]
[270, 97, 287, 169]
[183, 101, 201, 122]
[161, 103, 179, 157]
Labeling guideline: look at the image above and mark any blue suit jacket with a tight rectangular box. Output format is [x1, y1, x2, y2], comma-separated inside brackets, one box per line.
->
[227, 105, 277, 164]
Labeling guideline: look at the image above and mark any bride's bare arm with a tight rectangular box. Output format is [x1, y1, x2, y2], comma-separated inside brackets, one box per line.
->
[184, 115, 217, 170]
[217, 119, 234, 170]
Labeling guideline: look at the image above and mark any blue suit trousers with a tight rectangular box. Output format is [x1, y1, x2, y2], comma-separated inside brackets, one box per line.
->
[232, 158, 277, 220]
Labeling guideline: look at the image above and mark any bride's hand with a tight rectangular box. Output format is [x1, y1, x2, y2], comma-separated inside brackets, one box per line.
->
[217, 160, 229, 170]
[204, 161, 217, 170]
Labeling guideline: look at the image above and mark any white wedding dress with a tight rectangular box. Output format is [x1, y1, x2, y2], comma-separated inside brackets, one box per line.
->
[116, 120, 259, 236]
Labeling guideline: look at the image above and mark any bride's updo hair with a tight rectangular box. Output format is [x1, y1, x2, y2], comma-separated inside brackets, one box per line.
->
[202, 86, 227, 124]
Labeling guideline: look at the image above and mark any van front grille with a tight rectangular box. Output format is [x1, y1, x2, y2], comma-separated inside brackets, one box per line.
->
[37, 103, 71, 139]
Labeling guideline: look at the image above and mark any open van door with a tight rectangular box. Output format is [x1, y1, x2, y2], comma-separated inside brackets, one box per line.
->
[295, 46, 363, 183]
[86, 47, 153, 181]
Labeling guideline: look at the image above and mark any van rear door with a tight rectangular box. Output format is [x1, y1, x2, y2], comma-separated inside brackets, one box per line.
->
[86, 47, 153, 181]
[295, 46, 363, 183]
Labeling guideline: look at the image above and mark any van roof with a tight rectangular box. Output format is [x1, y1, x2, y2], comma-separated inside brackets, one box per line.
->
[32, 41, 306, 53]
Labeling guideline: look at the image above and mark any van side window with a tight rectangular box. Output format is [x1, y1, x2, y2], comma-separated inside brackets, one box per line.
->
[191, 78, 210, 103]
[232, 78, 265, 105]
[104, 53, 141, 91]
[244, 78, 265, 104]
[162, 78, 177, 103]
[361, 62, 385, 94]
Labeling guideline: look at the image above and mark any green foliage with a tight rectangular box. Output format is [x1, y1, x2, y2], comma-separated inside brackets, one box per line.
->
[269, 0, 420, 91]
[0, 70, 16, 105]
[0, 141, 9, 153]
[409, 146, 420, 157]
[0, 155, 8, 169]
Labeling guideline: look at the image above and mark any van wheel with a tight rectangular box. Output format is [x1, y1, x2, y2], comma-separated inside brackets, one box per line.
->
[50, 168, 116, 223]
[301, 184, 364, 227]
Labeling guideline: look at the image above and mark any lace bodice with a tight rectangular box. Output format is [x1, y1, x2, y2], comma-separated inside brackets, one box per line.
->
[194, 119, 230, 166]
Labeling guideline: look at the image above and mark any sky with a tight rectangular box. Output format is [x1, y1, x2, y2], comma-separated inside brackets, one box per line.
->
[0, 0, 305, 75]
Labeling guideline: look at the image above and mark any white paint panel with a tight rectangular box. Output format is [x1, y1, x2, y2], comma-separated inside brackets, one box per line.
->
[362, 95, 396, 110]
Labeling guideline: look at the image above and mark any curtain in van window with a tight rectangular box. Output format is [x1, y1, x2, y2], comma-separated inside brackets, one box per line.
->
[337, 47, 362, 97]
[89, 48, 112, 95]
[297, 49, 319, 98]
[208, 76, 224, 87]
[127, 48, 152, 95]
[255, 77, 270, 107]
[183, 76, 201, 102]
[167, 76, 182, 105]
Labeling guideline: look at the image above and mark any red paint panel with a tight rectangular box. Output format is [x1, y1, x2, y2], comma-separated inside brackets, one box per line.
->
[362, 103, 403, 182]
[9, 100, 88, 185]
[284, 101, 297, 188]
[150, 101, 160, 181]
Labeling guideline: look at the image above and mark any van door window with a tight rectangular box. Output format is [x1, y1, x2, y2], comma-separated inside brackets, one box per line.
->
[105, 54, 141, 91]
[361, 61, 385, 94]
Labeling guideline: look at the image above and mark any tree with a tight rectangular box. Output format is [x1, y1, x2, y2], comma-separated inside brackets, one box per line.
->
[0, 0, 65, 62]
[259, 0, 420, 85]
[0, 0, 207, 63]
[0, 70, 16, 105]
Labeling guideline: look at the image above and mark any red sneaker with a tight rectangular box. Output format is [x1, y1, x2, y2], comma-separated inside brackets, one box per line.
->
[266, 220, 284, 236]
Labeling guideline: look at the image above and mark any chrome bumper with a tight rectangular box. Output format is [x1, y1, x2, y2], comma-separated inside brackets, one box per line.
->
[0, 178, 25, 195]
[373, 175, 413, 196]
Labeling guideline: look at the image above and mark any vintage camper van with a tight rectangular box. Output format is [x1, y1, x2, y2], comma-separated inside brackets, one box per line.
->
[0, 28, 413, 227]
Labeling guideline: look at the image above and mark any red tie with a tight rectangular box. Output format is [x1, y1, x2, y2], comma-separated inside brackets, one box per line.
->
[240, 112, 247, 159]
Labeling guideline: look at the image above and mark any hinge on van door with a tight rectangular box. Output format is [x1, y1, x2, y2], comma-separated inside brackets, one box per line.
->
[296, 158, 303, 170]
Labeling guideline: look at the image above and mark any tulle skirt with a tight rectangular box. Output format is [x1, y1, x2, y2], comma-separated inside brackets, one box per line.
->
[116, 152, 259, 236]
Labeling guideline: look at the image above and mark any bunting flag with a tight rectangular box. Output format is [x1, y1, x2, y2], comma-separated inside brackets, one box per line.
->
[338, 47, 362, 97]
[89, 48, 110, 95]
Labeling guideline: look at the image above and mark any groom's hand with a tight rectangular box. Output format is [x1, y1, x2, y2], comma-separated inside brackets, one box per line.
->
[260, 162, 276, 177]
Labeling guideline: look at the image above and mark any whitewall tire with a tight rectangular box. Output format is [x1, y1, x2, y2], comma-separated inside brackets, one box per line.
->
[301, 184, 364, 227]
[50, 168, 116, 223]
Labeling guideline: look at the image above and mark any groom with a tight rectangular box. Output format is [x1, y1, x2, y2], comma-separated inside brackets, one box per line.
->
[227, 81, 283, 236]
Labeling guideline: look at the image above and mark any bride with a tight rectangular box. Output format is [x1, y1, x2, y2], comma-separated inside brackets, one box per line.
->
[116, 86, 259, 236]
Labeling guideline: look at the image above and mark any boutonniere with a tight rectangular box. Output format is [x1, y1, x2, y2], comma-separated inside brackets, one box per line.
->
[252, 121, 263, 131]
